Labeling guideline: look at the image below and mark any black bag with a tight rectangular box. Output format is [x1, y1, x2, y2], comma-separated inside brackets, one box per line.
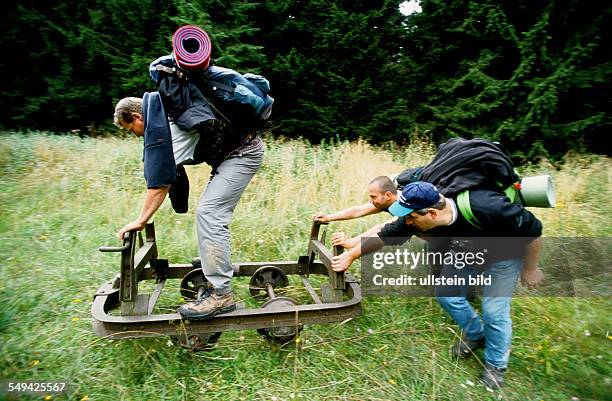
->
[396, 138, 519, 196]
[169, 164, 189, 214]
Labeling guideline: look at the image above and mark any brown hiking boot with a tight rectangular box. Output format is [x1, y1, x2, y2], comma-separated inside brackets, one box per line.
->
[177, 291, 236, 320]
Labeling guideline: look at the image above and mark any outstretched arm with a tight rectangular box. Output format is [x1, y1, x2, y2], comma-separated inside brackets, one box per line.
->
[313, 202, 380, 223]
[118, 186, 170, 239]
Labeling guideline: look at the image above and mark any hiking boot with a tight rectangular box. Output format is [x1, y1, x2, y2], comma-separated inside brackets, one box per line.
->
[480, 363, 506, 389]
[452, 336, 485, 358]
[177, 290, 236, 320]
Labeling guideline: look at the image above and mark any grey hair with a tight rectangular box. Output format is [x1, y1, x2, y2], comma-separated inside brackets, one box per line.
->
[414, 195, 446, 215]
[369, 176, 397, 194]
[113, 97, 142, 127]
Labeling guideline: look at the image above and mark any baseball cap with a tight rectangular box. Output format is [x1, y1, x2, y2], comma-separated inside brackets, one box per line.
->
[388, 181, 440, 217]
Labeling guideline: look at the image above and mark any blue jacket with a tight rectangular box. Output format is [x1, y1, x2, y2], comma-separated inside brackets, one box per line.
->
[142, 92, 176, 189]
[149, 55, 273, 121]
[148, 56, 264, 167]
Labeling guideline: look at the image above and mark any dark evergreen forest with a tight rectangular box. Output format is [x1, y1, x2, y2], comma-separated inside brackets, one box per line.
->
[1, 0, 610, 160]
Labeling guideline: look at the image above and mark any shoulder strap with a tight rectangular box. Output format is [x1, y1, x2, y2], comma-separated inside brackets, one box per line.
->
[504, 185, 518, 203]
[155, 63, 189, 80]
[208, 80, 235, 93]
[456, 190, 483, 230]
[155, 64, 174, 74]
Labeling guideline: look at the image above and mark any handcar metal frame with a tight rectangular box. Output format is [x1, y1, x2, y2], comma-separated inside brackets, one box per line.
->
[91, 221, 362, 344]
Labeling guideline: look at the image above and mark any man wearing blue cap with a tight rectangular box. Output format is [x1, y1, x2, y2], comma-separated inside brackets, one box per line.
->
[331, 181, 544, 389]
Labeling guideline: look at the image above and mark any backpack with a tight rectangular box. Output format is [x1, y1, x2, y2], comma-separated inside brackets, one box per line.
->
[395, 138, 523, 229]
[149, 55, 274, 121]
[204, 66, 274, 120]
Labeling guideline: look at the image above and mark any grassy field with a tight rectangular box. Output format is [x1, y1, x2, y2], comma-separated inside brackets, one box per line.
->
[0, 132, 610, 401]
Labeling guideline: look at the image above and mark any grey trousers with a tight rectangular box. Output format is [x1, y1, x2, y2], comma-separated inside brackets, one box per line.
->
[196, 140, 264, 294]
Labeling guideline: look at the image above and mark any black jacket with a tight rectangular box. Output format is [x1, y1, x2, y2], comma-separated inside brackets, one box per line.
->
[378, 189, 542, 261]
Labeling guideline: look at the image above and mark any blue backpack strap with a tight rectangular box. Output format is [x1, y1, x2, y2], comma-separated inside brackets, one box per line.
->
[208, 80, 236, 93]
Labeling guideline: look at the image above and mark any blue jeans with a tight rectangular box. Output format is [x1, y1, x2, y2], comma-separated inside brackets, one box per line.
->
[435, 258, 524, 369]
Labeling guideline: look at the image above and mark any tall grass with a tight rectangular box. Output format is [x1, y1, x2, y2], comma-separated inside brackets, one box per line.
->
[0, 132, 610, 401]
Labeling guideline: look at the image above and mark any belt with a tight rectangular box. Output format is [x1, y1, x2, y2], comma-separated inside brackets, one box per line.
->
[227, 135, 262, 158]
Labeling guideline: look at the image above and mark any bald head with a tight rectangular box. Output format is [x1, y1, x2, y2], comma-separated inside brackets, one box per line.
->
[369, 176, 397, 195]
[367, 176, 398, 210]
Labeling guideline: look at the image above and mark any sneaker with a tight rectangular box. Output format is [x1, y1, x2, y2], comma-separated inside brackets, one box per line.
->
[452, 336, 485, 358]
[480, 363, 506, 389]
[177, 290, 236, 320]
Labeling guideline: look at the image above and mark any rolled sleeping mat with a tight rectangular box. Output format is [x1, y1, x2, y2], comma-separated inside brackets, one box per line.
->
[520, 175, 555, 207]
[172, 25, 212, 70]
